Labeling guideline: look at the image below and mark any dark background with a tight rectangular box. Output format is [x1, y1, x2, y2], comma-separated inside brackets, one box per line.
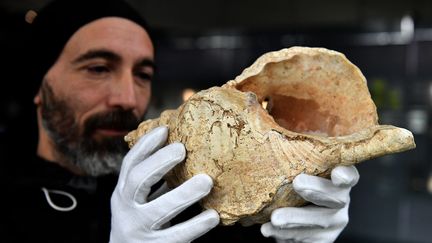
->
[1, 1, 432, 242]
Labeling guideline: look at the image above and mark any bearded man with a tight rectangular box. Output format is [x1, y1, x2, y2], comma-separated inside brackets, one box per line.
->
[2, 0, 157, 241]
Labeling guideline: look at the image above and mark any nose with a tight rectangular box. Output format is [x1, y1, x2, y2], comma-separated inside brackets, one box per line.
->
[107, 72, 138, 110]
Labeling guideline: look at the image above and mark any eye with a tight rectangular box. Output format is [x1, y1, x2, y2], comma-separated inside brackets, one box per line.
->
[134, 71, 153, 84]
[87, 65, 110, 74]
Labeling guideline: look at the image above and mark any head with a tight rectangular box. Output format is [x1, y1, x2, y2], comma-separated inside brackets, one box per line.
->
[30, 0, 154, 176]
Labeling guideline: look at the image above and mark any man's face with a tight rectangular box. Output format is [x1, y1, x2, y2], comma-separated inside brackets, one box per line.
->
[35, 17, 154, 176]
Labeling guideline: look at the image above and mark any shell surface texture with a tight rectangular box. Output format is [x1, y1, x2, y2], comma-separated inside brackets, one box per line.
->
[125, 47, 416, 226]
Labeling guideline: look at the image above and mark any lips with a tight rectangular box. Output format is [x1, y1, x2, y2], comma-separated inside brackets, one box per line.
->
[83, 108, 141, 138]
[95, 128, 129, 137]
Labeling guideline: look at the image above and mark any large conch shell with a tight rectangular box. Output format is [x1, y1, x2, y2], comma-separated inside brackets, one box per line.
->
[125, 47, 415, 226]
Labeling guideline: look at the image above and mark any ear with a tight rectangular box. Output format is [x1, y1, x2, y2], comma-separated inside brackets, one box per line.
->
[34, 88, 42, 105]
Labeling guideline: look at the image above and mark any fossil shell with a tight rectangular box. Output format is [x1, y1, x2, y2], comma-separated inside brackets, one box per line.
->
[125, 47, 415, 226]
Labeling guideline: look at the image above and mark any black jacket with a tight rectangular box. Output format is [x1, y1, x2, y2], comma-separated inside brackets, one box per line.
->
[2, 155, 117, 243]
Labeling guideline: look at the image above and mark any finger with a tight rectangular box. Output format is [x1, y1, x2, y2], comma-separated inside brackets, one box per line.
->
[331, 165, 359, 187]
[270, 206, 342, 229]
[146, 174, 214, 229]
[120, 126, 168, 182]
[148, 182, 170, 201]
[260, 222, 275, 238]
[293, 174, 350, 208]
[261, 221, 341, 243]
[161, 209, 219, 242]
[124, 142, 185, 202]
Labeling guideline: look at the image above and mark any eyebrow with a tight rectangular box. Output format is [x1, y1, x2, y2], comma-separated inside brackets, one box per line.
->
[72, 49, 122, 64]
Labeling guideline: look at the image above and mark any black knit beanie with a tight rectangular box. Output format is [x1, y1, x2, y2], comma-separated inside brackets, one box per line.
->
[25, 0, 152, 96]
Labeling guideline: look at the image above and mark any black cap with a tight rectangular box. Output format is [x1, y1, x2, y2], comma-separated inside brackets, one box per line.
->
[25, 0, 152, 96]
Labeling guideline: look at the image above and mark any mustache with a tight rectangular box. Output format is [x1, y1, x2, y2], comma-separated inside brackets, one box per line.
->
[83, 109, 142, 136]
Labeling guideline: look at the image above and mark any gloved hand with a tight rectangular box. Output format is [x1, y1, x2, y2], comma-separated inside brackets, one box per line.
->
[110, 126, 220, 243]
[261, 165, 359, 243]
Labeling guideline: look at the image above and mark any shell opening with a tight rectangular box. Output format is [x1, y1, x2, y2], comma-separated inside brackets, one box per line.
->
[233, 55, 378, 137]
[265, 94, 338, 136]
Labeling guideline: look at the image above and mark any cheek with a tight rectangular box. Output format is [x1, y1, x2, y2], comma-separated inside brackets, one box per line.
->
[67, 88, 108, 123]
[136, 85, 151, 114]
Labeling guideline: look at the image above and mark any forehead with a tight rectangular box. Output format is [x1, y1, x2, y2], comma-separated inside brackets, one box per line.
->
[62, 17, 154, 61]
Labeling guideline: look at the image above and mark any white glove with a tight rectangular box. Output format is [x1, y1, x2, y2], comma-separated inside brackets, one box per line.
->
[110, 126, 220, 243]
[261, 165, 359, 243]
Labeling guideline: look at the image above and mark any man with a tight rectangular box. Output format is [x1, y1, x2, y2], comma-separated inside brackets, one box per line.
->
[3, 0, 154, 242]
[2, 0, 359, 242]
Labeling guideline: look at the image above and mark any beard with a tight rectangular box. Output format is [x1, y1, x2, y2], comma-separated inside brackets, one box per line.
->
[39, 81, 143, 176]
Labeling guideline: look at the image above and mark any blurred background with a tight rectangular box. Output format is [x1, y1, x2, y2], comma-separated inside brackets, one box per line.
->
[1, 0, 432, 242]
